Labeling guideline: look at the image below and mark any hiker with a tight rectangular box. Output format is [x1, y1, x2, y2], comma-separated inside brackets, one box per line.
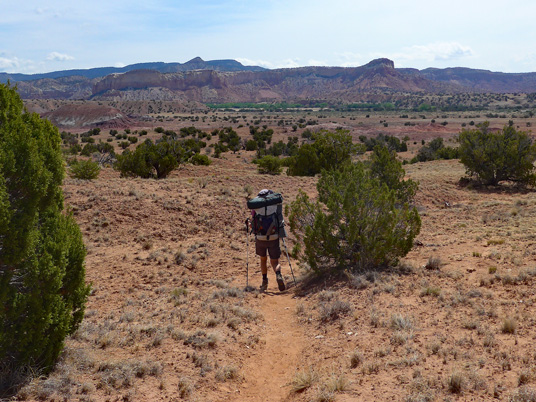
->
[248, 189, 286, 292]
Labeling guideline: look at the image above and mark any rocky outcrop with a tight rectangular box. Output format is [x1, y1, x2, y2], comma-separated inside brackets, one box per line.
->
[15, 76, 95, 99]
[417, 67, 536, 92]
[90, 59, 453, 102]
[10, 58, 536, 101]
[0, 57, 265, 84]
[42, 104, 135, 129]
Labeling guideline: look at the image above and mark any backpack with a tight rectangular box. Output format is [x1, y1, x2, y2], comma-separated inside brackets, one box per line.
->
[247, 191, 283, 241]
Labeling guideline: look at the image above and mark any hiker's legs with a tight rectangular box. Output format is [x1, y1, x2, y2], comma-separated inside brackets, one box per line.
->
[256, 240, 279, 274]
[260, 256, 268, 275]
[271, 258, 286, 291]
[270, 258, 281, 273]
[259, 256, 269, 290]
[256, 240, 284, 291]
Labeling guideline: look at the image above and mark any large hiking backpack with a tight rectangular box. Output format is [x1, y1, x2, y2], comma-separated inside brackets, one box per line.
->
[247, 190, 283, 241]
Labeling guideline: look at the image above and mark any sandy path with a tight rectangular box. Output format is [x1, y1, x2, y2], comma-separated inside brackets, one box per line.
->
[231, 287, 305, 402]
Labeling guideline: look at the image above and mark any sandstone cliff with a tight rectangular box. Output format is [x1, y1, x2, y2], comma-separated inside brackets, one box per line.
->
[9, 58, 536, 101]
[91, 59, 454, 102]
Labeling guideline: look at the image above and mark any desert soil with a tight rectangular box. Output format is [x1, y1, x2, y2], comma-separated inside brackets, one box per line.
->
[13, 114, 536, 402]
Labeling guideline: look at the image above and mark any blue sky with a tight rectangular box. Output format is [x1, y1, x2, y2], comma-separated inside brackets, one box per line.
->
[1, 0, 536, 74]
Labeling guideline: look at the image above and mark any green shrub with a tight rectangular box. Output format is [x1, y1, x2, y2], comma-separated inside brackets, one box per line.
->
[68, 144, 82, 154]
[190, 153, 211, 166]
[80, 143, 98, 156]
[114, 138, 184, 179]
[359, 133, 407, 152]
[257, 137, 299, 158]
[411, 137, 459, 163]
[287, 129, 363, 176]
[458, 122, 536, 186]
[289, 161, 420, 273]
[245, 139, 258, 151]
[256, 155, 282, 175]
[0, 84, 90, 383]
[69, 159, 101, 180]
[368, 145, 417, 205]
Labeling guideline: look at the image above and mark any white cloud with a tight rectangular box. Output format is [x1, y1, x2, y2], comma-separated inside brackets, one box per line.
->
[384, 42, 474, 67]
[276, 59, 301, 69]
[0, 56, 41, 73]
[236, 57, 301, 69]
[336, 52, 366, 67]
[114, 62, 126, 68]
[46, 52, 74, 62]
[236, 58, 274, 69]
[0, 57, 21, 70]
[306, 59, 328, 67]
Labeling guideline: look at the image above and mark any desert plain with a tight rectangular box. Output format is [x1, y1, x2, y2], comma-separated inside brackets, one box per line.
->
[10, 101, 536, 402]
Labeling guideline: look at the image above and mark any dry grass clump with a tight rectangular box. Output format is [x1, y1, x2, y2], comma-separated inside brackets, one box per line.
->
[314, 388, 336, 402]
[518, 369, 534, 386]
[295, 302, 306, 316]
[510, 386, 536, 402]
[204, 316, 221, 328]
[174, 250, 187, 265]
[405, 376, 436, 402]
[319, 298, 352, 323]
[447, 370, 465, 394]
[502, 317, 517, 334]
[291, 369, 348, 401]
[188, 352, 213, 376]
[420, 286, 441, 297]
[391, 330, 412, 346]
[96, 359, 163, 390]
[317, 290, 338, 301]
[369, 308, 381, 328]
[324, 373, 349, 393]
[345, 272, 370, 289]
[170, 287, 189, 305]
[211, 287, 243, 299]
[390, 314, 415, 331]
[13, 347, 100, 400]
[291, 368, 319, 393]
[230, 305, 261, 322]
[349, 350, 364, 368]
[362, 360, 381, 375]
[17, 375, 77, 401]
[215, 365, 240, 382]
[227, 317, 241, 330]
[177, 377, 193, 399]
[425, 256, 441, 270]
[184, 330, 220, 349]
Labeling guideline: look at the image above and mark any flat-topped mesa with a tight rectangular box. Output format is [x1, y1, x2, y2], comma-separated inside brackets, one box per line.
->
[363, 58, 395, 69]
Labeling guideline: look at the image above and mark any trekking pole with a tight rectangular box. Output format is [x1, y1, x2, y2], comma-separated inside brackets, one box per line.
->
[244, 218, 250, 290]
[282, 237, 297, 287]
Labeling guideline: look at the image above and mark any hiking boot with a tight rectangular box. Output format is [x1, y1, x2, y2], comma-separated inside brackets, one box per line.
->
[276, 271, 286, 291]
[260, 277, 268, 292]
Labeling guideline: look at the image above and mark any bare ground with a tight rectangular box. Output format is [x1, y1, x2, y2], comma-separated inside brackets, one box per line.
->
[12, 145, 536, 402]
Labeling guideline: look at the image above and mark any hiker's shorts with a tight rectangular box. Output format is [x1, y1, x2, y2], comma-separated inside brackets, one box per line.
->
[255, 239, 281, 259]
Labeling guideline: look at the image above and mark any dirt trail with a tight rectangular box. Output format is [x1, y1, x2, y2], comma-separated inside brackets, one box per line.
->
[231, 287, 305, 402]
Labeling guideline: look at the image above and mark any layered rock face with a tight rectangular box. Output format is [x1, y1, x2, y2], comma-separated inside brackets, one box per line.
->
[10, 57, 536, 101]
[42, 104, 135, 129]
[91, 59, 453, 102]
